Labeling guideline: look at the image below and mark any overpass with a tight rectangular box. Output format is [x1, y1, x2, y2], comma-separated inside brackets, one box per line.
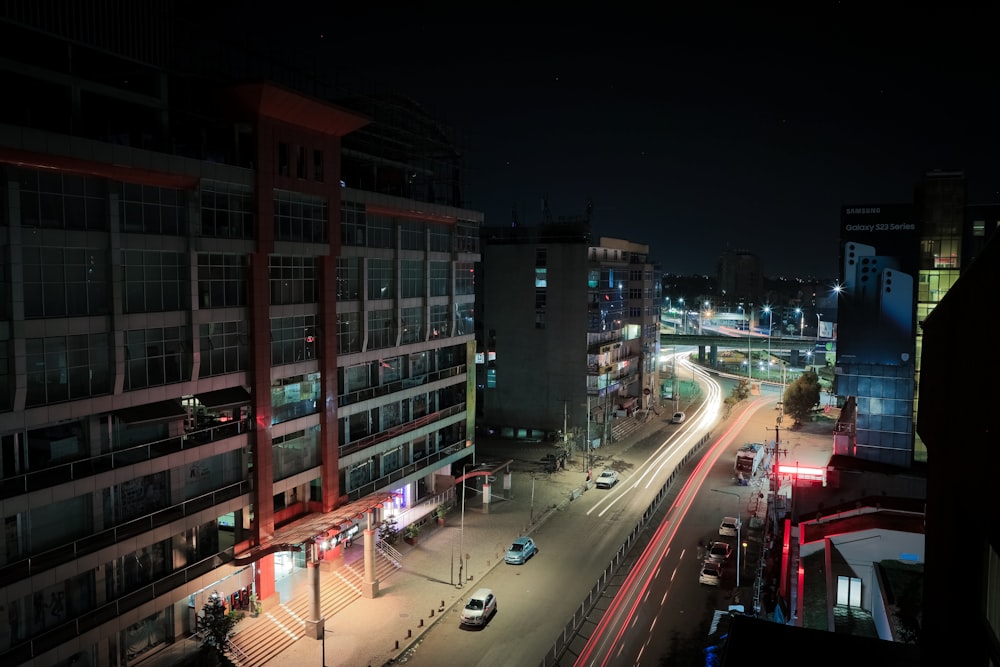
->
[659, 326, 834, 370]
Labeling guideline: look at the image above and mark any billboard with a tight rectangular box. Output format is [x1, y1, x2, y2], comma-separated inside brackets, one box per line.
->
[838, 204, 918, 366]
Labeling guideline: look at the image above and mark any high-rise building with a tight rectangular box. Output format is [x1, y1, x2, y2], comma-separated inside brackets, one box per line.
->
[836, 171, 1000, 467]
[479, 219, 660, 454]
[0, 7, 479, 665]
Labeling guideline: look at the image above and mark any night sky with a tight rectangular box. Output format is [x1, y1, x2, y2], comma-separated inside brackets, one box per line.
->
[237, 4, 1000, 277]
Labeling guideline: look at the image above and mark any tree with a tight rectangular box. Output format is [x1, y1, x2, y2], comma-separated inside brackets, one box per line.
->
[782, 369, 821, 426]
[200, 592, 240, 660]
[377, 517, 399, 546]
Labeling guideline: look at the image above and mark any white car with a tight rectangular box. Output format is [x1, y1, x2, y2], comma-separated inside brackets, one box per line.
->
[719, 516, 741, 537]
[671, 411, 686, 424]
[460, 588, 497, 626]
[707, 541, 733, 563]
[699, 560, 723, 586]
[595, 469, 619, 489]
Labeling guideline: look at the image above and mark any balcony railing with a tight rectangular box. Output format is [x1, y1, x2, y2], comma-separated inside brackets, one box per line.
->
[337, 365, 465, 408]
[339, 403, 466, 458]
[345, 437, 466, 502]
[0, 548, 237, 666]
[0, 480, 249, 587]
[0, 419, 251, 501]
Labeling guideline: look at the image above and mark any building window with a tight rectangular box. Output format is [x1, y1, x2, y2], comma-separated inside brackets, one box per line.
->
[368, 309, 396, 350]
[456, 221, 479, 253]
[429, 261, 450, 297]
[341, 201, 366, 246]
[535, 290, 546, 329]
[428, 223, 450, 253]
[124, 326, 189, 390]
[199, 180, 254, 239]
[119, 182, 187, 235]
[199, 321, 249, 376]
[455, 262, 475, 295]
[271, 315, 318, 365]
[401, 306, 424, 344]
[367, 259, 395, 300]
[25, 334, 112, 406]
[197, 253, 248, 308]
[455, 302, 473, 336]
[296, 146, 307, 179]
[430, 305, 449, 338]
[269, 256, 318, 305]
[122, 250, 189, 313]
[337, 312, 362, 354]
[367, 214, 393, 249]
[337, 256, 362, 300]
[16, 168, 108, 230]
[313, 150, 325, 182]
[274, 189, 328, 243]
[278, 142, 289, 176]
[23, 246, 110, 317]
[271, 373, 321, 425]
[535, 267, 547, 287]
[401, 259, 425, 298]
[400, 220, 424, 250]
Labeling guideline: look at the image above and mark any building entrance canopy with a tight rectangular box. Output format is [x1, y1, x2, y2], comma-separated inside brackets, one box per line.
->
[233, 491, 397, 566]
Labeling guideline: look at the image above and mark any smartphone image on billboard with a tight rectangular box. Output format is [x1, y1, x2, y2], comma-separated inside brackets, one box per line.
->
[856, 255, 900, 308]
[842, 241, 876, 293]
[878, 268, 914, 336]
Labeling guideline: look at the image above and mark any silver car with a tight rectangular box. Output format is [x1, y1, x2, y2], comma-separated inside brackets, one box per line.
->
[460, 588, 497, 626]
[595, 469, 619, 489]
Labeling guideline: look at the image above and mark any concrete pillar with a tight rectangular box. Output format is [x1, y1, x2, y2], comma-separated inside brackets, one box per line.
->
[362, 526, 379, 598]
[304, 540, 324, 640]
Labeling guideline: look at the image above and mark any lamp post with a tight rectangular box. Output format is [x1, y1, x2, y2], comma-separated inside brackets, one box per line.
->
[816, 313, 822, 343]
[795, 308, 804, 337]
[712, 488, 742, 589]
[678, 298, 685, 334]
[458, 462, 470, 588]
[763, 307, 773, 381]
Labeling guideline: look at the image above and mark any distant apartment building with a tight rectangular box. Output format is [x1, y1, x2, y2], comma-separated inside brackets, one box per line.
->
[716, 248, 764, 305]
[479, 221, 660, 453]
[0, 9, 479, 666]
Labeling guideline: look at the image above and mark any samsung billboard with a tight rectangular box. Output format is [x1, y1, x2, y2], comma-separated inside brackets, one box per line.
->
[838, 204, 919, 366]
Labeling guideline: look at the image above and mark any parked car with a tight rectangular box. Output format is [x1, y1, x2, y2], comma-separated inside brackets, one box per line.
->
[707, 541, 733, 563]
[505, 537, 538, 565]
[595, 469, 619, 489]
[671, 411, 686, 424]
[719, 516, 741, 537]
[460, 588, 497, 626]
[699, 560, 723, 586]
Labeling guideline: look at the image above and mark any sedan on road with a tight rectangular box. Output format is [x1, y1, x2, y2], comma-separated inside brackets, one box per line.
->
[595, 469, 619, 489]
[505, 537, 538, 565]
[699, 560, 723, 586]
[460, 588, 497, 627]
[706, 541, 733, 563]
[671, 411, 686, 424]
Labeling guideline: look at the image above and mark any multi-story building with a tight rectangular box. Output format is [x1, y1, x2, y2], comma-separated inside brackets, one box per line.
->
[837, 170, 1000, 467]
[479, 220, 660, 455]
[0, 8, 479, 666]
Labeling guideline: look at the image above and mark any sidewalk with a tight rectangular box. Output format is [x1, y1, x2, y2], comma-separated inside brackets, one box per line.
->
[245, 417, 665, 667]
[143, 397, 829, 667]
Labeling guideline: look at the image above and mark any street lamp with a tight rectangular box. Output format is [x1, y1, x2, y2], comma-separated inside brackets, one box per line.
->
[795, 308, 804, 337]
[816, 313, 823, 343]
[712, 489, 742, 589]
[763, 307, 773, 381]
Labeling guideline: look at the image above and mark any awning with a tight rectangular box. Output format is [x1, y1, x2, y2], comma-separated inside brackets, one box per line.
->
[116, 399, 186, 425]
[196, 386, 251, 410]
